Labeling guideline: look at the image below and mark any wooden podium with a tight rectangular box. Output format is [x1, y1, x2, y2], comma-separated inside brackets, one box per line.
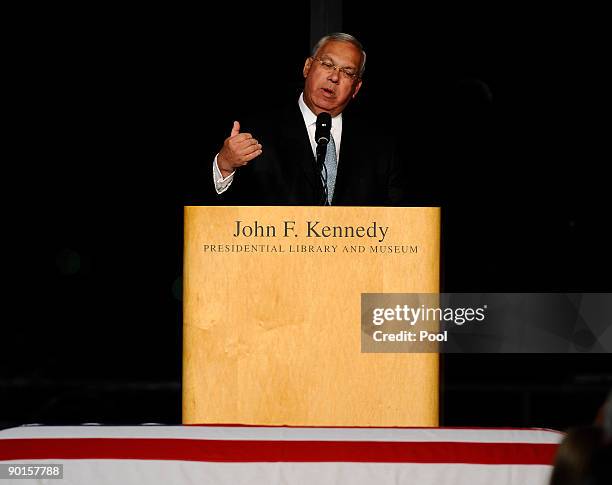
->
[183, 206, 440, 426]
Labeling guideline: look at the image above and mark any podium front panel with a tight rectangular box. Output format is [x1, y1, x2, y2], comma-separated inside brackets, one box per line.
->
[183, 206, 440, 426]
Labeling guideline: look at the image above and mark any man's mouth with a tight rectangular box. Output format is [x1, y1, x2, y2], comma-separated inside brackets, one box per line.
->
[321, 87, 335, 97]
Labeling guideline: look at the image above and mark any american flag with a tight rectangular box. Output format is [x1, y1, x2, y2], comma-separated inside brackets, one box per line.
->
[0, 425, 562, 484]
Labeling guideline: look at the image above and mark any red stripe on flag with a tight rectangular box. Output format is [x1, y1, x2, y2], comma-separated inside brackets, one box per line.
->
[0, 439, 557, 464]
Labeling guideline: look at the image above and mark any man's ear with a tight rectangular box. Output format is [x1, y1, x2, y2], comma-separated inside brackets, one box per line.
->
[303, 57, 313, 78]
[352, 79, 363, 99]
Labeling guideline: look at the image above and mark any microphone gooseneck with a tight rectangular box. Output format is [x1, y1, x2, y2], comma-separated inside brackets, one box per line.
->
[315, 112, 332, 205]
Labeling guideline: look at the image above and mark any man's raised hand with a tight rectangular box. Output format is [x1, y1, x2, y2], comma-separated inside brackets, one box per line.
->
[217, 121, 263, 178]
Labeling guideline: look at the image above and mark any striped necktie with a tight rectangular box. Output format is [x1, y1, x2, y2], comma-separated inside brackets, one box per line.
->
[323, 134, 337, 205]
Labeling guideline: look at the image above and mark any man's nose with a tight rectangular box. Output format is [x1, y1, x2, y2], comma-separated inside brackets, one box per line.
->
[327, 67, 340, 83]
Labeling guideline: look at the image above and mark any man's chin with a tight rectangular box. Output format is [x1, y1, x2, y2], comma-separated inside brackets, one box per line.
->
[312, 98, 339, 115]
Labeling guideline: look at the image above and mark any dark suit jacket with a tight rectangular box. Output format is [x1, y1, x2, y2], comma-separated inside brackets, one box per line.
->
[212, 103, 405, 206]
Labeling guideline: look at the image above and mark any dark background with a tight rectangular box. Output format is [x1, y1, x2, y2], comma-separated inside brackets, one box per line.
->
[3, 2, 610, 429]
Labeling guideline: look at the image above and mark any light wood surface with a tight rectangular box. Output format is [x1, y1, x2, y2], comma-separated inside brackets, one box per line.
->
[183, 206, 440, 426]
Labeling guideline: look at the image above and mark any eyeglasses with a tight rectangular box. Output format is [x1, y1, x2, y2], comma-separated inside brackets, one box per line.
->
[310, 57, 360, 81]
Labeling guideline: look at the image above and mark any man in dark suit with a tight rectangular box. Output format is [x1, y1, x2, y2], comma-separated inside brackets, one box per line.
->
[210, 33, 405, 206]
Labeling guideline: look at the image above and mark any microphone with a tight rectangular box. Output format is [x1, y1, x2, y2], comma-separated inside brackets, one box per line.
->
[315, 112, 332, 205]
[315, 112, 332, 145]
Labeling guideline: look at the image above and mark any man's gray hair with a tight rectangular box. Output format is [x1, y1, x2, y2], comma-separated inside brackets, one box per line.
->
[311, 32, 366, 77]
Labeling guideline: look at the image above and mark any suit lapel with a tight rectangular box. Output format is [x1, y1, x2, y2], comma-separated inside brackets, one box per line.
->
[279, 105, 320, 194]
[333, 115, 360, 204]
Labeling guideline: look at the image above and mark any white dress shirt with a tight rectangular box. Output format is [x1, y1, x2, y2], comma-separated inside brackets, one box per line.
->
[213, 93, 343, 194]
